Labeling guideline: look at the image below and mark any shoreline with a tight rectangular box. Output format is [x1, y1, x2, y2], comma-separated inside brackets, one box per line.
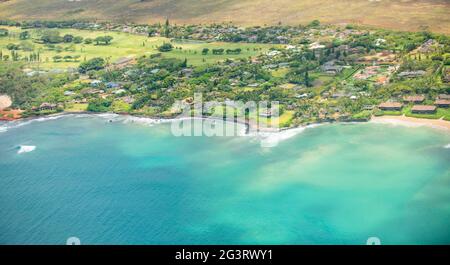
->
[370, 115, 450, 131]
[2, 112, 450, 135]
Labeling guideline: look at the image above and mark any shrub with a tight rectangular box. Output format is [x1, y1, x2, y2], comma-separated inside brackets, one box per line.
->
[158, 43, 173, 52]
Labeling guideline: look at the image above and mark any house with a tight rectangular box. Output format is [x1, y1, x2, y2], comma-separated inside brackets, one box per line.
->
[438, 94, 450, 100]
[398, 71, 426, 78]
[354, 66, 379, 80]
[321, 61, 343, 75]
[181, 68, 193, 77]
[113, 89, 127, 95]
[403, 95, 425, 103]
[26, 71, 47, 77]
[309, 42, 326, 50]
[90, 80, 102, 86]
[411, 105, 436, 114]
[263, 64, 278, 69]
[434, 99, 450, 108]
[82, 88, 103, 95]
[39, 103, 57, 111]
[378, 102, 403, 111]
[296, 93, 309, 99]
[374, 38, 386, 46]
[419, 39, 437, 53]
[106, 82, 121, 89]
[332, 93, 346, 99]
[112, 57, 136, 69]
[266, 50, 281, 57]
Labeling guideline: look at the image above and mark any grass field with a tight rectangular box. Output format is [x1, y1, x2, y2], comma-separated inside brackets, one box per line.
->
[0, 0, 449, 33]
[0, 26, 278, 69]
[403, 105, 450, 120]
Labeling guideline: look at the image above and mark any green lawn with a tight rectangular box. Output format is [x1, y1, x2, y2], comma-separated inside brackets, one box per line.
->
[375, 110, 403, 116]
[0, 26, 278, 69]
[271, 68, 289, 78]
[64, 103, 88, 112]
[403, 105, 450, 120]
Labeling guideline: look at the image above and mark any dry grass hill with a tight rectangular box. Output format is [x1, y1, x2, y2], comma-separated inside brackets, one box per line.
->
[0, 0, 449, 33]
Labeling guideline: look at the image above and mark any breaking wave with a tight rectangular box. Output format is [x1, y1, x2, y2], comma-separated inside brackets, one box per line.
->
[17, 145, 36, 154]
[253, 124, 323, 148]
[1, 113, 323, 147]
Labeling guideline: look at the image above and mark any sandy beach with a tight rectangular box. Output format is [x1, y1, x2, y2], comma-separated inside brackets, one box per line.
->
[371, 115, 450, 131]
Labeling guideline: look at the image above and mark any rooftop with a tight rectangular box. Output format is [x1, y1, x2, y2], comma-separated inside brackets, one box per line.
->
[379, 102, 403, 108]
[411, 105, 436, 111]
[403, 95, 425, 102]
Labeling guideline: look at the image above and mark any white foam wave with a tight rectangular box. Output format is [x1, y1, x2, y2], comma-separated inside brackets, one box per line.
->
[2, 114, 68, 131]
[444, 144, 450, 149]
[1, 113, 125, 131]
[255, 124, 323, 148]
[17, 145, 36, 154]
[122, 116, 162, 126]
[94, 113, 120, 119]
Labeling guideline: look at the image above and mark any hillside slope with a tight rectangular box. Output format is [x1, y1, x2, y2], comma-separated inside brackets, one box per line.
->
[0, 0, 449, 33]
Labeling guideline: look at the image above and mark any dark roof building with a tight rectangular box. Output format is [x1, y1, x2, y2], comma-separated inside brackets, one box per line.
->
[435, 99, 450, 108]
[411, 105, 437, 114]
[378, 102, 403, 111]
[403, 95, 425, 103]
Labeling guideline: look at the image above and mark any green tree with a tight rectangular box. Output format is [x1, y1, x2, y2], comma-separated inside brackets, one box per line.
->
[104, 36, 113, 45]
[63, 34, 74, 43]
[158, 43, 173, 52]
[73, 36, 84, 44]
[304, 71, 311, 87]
[6, 43, 20, 50]
[181, 58, 187, 68]
[0, 28, 8, 37]
[87, 98, 112, 112]
[19, 31, 30, 40]
[78, 57, 106, 73]
[164, 18, 170, 38]
[41, 30, 63, 44]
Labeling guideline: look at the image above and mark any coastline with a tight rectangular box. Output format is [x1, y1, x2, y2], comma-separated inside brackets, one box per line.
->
[370, 115, 450, 132]
[2, 112, 450, 135]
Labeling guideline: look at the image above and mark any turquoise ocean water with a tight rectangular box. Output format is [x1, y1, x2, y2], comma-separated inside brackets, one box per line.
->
[0, 115, 449, 244]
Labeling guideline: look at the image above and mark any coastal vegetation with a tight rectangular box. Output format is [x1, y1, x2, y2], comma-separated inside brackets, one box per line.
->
[0, 19, 449, 127]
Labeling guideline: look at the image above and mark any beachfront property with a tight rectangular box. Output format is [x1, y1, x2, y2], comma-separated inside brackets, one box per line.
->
[378, 102, 403, 111]
[438, 94, 450, 100]
[411, 105, 437, 114]
[435, 99, 450, 108]
[403, 95, 425, 103]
